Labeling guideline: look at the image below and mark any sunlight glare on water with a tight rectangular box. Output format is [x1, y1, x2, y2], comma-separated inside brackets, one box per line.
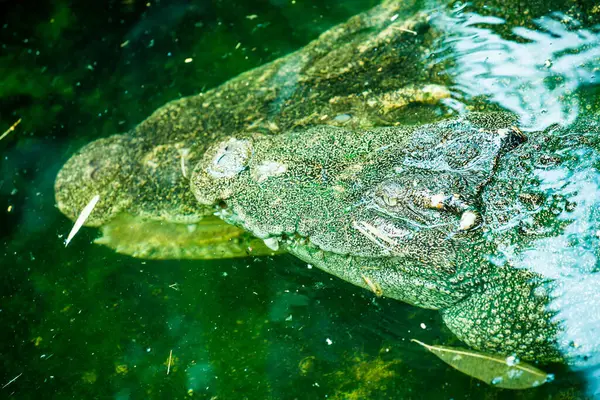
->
[435, 6, 600, 130]
[515, 145, 600, 396]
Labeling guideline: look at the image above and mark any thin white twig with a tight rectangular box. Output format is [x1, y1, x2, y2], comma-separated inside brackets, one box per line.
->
[2, 373, 22, 389]
[180, 149, 190, 178]
[167, 350, 173, 375]
[0, 119, 21, 142]
[65, 195, 100, 247]
[392, 27, 417, 35]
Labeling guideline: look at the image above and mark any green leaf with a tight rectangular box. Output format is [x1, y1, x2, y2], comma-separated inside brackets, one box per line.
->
[411, 339, 553, 390]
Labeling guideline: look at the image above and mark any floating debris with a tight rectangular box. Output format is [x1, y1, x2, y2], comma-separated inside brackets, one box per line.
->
[392, 27, 417, 35]
[65, 195, 100, 247]
[180, 148, 190, 178]
[361, 273, 383, 297]
[411, 339, 553, 389]
[298, 356, 316, 375]
[2, 373, 22, 389]
[167, 350, 173, 375]
[115, 364, 128, 375]
[0, 118, 22, 142]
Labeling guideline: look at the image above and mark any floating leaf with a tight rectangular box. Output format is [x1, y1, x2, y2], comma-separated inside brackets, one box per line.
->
[411, 339, 553, 389]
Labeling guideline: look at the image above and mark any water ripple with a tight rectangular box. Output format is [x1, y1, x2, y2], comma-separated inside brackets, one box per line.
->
[434, 11, 600, 130]
[510, 144, 600, 395]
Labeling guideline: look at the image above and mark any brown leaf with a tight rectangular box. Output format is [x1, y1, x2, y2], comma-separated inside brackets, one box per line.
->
[411, 339, 553, 389]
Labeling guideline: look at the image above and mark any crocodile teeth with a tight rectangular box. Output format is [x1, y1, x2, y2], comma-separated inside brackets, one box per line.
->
[429, 194, 446, 209]
[263, 237, 280, 251]
[459, 210, 479, 231]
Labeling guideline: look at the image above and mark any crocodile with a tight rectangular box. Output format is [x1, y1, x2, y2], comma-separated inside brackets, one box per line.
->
[53, 0, 600, 375]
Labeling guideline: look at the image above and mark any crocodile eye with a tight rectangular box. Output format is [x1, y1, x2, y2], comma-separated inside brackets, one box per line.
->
[376, 182, 404, 209]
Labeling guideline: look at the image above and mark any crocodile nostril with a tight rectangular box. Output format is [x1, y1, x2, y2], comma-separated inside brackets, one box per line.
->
[88, 159, 101, 180]
[90, 166, 101, 180]
[207, 138, 252, 179]
[428, 193, 448, 209]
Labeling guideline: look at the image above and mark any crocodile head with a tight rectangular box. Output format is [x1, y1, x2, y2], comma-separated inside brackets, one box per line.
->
[191, 113, 524, 262]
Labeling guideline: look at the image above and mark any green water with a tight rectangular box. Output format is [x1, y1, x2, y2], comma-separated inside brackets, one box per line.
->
[2, 0, 600, 398]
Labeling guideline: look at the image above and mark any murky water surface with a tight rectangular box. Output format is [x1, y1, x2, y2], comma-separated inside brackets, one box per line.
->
[1, 0, 600, 398]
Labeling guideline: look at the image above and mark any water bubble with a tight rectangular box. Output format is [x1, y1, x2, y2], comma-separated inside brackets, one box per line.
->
[505, 355, 519, 366]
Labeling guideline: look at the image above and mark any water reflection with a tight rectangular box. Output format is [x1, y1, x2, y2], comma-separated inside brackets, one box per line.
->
[435, 7, 600, 130]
